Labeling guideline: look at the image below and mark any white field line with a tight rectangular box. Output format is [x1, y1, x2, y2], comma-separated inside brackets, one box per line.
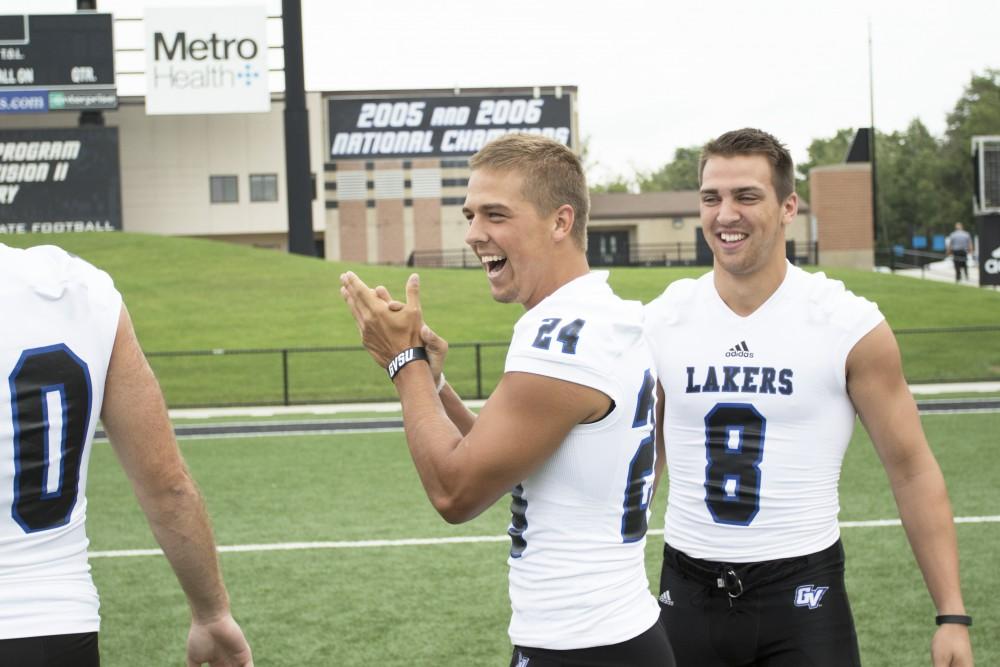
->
[94, 401, 1000, 444]
[89, 515, 1000, 559]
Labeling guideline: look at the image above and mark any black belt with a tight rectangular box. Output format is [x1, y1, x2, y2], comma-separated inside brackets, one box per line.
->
[663, 540, 842, 598]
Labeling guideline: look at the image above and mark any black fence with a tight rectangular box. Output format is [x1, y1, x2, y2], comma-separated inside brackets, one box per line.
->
[874, 247, 948, 274]
[147, 324, 1000, 408]
[409, 241, 819, 269]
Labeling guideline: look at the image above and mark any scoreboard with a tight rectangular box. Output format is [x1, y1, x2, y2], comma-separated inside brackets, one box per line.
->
[0, 13, 116, 113]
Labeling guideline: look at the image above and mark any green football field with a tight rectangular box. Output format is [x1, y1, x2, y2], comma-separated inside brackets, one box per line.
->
[86, 411, 999, 666]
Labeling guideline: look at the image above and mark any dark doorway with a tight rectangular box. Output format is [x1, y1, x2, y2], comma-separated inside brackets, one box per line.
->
[588, 230, 630, 266]
[695, 228, 713, 265]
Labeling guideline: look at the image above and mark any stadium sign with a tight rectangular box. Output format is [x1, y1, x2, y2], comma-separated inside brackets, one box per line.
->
[0, 13, 116, 112]
[978, 214, 1000, 286]
[0, 127, 122, 234]
[144, 5, 269, 115]
[327, 93, 573, 160]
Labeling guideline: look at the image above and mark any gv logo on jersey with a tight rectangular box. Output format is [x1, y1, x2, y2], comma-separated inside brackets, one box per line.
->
[794, 584, 829, 609]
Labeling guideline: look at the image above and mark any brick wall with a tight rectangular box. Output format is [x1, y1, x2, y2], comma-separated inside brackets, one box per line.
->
[810, 163, 874, 269]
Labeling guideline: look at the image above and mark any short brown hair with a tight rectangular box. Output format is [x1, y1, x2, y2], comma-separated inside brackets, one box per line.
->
[700, 128, 795, 201]
[469, 133, 589, 248]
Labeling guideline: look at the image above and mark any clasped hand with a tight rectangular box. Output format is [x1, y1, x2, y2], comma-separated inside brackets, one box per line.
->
[340, 271, 425, 368]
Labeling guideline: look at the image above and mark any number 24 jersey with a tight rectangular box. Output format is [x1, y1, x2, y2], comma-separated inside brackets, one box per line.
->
[504, 271, 660, 650]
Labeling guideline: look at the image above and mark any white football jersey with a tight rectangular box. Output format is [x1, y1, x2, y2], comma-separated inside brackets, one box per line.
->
[504, 271, 660, 650]
[0, 243, 121, 639]
[645, 263, 884, 562]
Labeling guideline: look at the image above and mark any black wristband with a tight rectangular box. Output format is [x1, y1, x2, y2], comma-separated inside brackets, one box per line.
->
[386, 346, 428, 381]
[935, 614, 972, 627]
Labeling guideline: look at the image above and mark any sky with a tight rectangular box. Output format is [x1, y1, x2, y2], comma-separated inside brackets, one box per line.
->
[8, 0, 1000, 183]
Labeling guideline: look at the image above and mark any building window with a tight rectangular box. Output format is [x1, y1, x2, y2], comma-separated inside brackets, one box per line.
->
[210, 175, 238, 203]
[250, 173, 279, 202]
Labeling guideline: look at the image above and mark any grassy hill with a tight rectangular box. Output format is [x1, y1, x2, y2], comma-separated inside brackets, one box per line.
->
[4, 233, 998, 404]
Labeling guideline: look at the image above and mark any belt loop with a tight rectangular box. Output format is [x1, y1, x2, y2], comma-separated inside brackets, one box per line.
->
[717, 566, 744, 598]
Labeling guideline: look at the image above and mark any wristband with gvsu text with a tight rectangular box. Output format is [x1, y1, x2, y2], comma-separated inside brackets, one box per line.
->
[386, 347, 428, 381]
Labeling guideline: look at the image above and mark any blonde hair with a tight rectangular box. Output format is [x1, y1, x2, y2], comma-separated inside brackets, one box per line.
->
[470, 134, 589, 248]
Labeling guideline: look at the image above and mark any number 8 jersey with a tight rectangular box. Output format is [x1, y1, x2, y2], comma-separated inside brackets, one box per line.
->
[503, 271, 660, 650]
[0, 244, 121, 639]
[644, 264, 884, 563]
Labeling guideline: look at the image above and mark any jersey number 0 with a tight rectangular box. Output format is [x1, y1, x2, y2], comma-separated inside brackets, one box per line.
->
[8, 345, 92, 533]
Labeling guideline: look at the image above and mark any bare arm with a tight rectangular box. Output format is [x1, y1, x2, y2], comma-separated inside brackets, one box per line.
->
[846, 322, 972, 667]
[651, 381, 666, 499]
[420, 323, 477, 435]
[342, 272, 608, 523]
[393, 364, 606, 522]
[101, 306, 253, 667]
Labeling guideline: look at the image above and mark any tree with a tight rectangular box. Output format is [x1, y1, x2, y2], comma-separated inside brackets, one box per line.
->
[636, 146, 702, 192]
[590, 176, 633, 194]
[875, 120, 948, 245]
[939, 69, 1000, 231]
[796, 128, 855, 204]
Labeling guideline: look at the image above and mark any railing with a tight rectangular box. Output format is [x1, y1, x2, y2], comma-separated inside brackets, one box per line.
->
[147, 324, 1000, 408]
[406, 248, 482, 268]
[146, 342, 509, 408]
[875, 247, 944, 273]
[409, 242, 819, 269]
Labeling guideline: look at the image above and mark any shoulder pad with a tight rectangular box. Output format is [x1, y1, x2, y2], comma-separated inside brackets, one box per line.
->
[645, 277, 698, 326]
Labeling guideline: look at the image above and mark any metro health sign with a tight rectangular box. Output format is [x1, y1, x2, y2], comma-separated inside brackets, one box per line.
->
[144, 5, 269, 115]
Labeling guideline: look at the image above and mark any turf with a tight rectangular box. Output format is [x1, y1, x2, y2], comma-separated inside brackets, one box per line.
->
[85, 412, 999, 666]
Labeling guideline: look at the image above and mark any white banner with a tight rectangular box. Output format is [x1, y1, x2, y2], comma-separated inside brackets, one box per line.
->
[144, 5, 269, 115]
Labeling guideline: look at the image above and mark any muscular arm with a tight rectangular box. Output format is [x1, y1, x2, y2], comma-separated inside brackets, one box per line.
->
[437, 381, 477, 435]
[343, 272, 609, 523]
[395, 363, 607, 522]
[101, 306, 253, 667]
[420, 323, 478, 436]
[846, 322, 972, 666]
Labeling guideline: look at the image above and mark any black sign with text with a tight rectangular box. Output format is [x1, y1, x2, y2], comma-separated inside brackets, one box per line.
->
[0, 14, 116, 111]
[977, 214, 1000, 286]
[327, 93, 573, 160]
[0, 127, 122, 234]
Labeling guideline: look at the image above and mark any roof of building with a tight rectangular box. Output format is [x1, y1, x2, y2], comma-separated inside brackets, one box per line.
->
[590, 190, 810, 219]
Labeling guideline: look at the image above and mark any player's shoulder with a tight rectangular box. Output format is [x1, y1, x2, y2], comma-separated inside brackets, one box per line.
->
[794, 266, 881, 329]
[512, 273, 644, 358]
[644, 272, 707, 327]
[0, 243, 116, 300]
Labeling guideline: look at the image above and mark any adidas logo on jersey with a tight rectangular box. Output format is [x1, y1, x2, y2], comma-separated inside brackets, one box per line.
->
[658, 590, 675, 606]
[793, 584, 829, 609]
[725, 340, 754, 358]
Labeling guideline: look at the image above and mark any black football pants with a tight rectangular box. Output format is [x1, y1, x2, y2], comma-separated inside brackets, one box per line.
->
[658, 539, 860, 667]
[510, 620, 675, 666]
[0, 631, 99, 667]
